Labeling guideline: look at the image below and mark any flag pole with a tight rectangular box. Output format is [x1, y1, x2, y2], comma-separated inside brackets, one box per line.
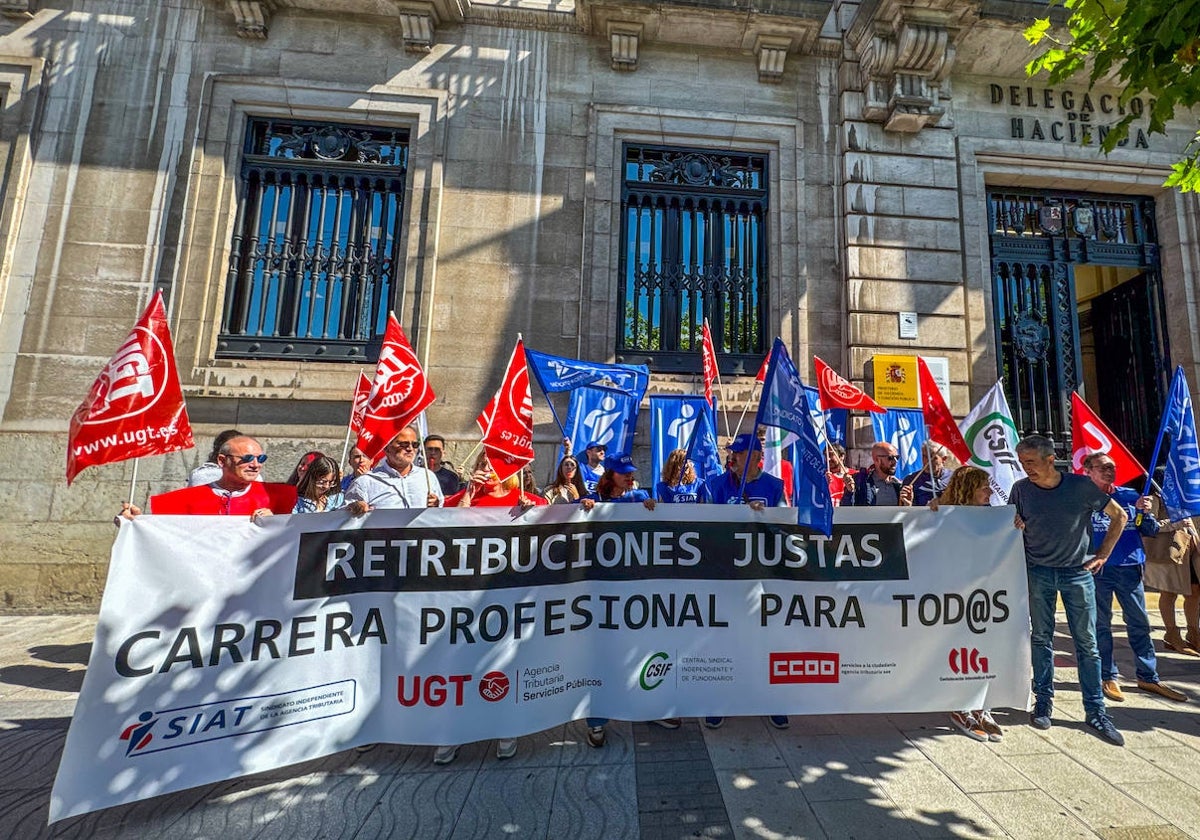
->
[1136, 375, 1176, 526]
[732, 381, 762, 438]
[127, 457, 140, 507]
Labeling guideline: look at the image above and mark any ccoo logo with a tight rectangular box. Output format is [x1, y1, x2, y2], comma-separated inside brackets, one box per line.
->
[948, 647, 989, 675]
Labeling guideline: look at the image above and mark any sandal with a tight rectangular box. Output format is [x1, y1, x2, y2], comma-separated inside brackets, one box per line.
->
[1164, 630, 1200, 657]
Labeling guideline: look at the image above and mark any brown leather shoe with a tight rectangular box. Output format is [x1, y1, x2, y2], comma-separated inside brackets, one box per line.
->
[1102, 680, 1125, 702]
[1163, 630, 1200, 657]
[1137, 680, 1188, 702]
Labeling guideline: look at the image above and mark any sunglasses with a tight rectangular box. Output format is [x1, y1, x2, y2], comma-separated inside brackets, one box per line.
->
[230, 453, 268, 464]
[391, 441, 420, 450]
[877, 454, 898, 461]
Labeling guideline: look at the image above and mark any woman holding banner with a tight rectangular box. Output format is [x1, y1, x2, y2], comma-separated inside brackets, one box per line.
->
[655, 449, 705, 503]
[931, 466, 1005, 742]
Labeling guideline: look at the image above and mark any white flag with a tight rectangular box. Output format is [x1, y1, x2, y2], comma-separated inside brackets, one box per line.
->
[958, 380, 1025, 504]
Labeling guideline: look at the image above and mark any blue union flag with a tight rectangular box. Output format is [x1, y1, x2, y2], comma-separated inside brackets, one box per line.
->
[755, 338, 832, 535]
[1160, 366, 1200, 522]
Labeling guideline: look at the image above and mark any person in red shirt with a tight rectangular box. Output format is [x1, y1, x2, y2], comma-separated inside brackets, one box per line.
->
[444, 453, 547, 509]
[118, 436, 296, 520]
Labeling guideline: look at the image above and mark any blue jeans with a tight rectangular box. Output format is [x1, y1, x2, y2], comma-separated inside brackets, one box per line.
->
[1095, 563, 1159, 683]
[1027, 564, 1105, 718]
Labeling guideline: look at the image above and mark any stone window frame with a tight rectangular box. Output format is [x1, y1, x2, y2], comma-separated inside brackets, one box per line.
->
[170, 76, 447, 401]
[0, 55, 46, 417]
[958, 135, 1200, 401]
[581, 105, 804, 373]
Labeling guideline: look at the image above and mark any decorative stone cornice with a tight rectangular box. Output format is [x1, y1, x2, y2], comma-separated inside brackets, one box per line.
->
[577, 0, 826, 82]
[227, 0, 275, 39]
[393, 1, 467, 53]
[0, 0, 34, 20]
[847, 0, 976, 132]
[754, 35, 792, 84]
[608, 21, 642, 71]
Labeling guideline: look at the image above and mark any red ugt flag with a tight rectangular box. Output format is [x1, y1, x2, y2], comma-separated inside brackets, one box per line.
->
[1071, 392, 1145, 485]
[480, 339, 535, 481]
[917, 356, 971, 464]
[355, 313, 436, 463]
[754, 353, 770, 384]
[700, 321, 718, 406]
[813, 355, 885, 413]
[349, 372, 371, 436]
[66, 290, 194, 484]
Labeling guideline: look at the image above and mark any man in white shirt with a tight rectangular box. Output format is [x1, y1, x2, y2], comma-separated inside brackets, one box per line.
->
[345, 425, 444, 513]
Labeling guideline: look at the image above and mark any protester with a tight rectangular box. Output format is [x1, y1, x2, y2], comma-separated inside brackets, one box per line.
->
[345, 426, 444, 514]
[826, 442, 854, 507]
[187, 428, 244, 487]
[703, 433, 784, 509]
[843, 442, 912, 506]
[424, 434, 464, 496]
[1081, 453, 1188, 703]
[579, 441, 606, 493]
[901, 443, 952, 507]
[1012, 435, 1129, 745]
[432, 454, 545, 764]
[578, 453, 656, 747]
[293, 455, 345, 513]
[655, 448, 705, 503]
[341, 446, 371, 492]
[123, 435, 295, 519]
[445, 454, 547, 510]
[930, 465, 1004, 742]
[702, 431, 788, 731]
[542, 456, 586, 504]
[1143, 498, 1200, 656]
[285, 451, 324, 486]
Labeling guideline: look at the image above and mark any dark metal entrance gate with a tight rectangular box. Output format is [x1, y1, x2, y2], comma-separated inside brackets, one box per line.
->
[988, 189, 1170, 462]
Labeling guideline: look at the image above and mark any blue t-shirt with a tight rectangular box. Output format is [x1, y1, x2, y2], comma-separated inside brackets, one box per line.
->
[582, 488, 652, 504]
[655, 480, 706, 503]
[580, 463, 604, 493]
[703, 470, 785, 507]
[1089, 485, 1160, 566]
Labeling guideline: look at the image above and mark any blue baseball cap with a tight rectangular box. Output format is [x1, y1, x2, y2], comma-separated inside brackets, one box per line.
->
[585, 441, 607, 451]
[603, 454, 638, 473]
[729, 433, 762, 453]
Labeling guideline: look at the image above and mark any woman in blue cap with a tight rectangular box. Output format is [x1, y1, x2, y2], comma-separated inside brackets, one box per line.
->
[579, 453, 656, 511]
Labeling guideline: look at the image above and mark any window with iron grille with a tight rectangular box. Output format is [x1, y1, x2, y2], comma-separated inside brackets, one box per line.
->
[618, 144, 768, 373]
[218, 118, 409, 361]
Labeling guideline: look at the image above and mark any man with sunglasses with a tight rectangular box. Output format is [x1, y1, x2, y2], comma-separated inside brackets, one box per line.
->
[345, 425, 444, 514]
[120, 436, 296, 518]
[842, 441, 914, 507]
[1082, 452, 1188, 704]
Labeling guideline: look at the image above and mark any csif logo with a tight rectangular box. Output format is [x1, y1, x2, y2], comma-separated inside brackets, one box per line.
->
[948, 647, 989, 675]
[769, 652, 839, 684]
[638, 652, 673, 691]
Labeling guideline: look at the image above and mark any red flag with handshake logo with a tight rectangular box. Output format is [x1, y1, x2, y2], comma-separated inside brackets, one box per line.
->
[355, 313, 435, 463]
[813, 355, 885, 413]
[480, 338, 535, 481]
[66, 290, 194, 484]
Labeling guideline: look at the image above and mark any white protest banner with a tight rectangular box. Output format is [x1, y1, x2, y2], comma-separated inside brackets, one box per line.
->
[51, 506, 1030, 821]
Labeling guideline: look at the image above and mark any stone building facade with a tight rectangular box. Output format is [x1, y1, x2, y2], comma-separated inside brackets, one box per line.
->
[0, 0, 1197, 610]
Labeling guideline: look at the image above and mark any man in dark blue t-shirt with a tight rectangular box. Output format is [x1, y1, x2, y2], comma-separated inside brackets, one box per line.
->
[1012, 435, 1130, 745]
[704, 433, 785, 509]
[1083, 452, 1187, 704]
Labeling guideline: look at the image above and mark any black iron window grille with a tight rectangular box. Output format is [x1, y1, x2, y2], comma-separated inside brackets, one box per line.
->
[617, 144, 768, 373]
[218, 118, 410, 361]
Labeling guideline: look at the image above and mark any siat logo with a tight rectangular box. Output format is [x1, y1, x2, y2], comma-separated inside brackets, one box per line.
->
[119, 710, 159, 756]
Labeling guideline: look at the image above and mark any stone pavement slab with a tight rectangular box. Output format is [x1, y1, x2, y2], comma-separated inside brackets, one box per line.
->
[2, 613, 1199, 839]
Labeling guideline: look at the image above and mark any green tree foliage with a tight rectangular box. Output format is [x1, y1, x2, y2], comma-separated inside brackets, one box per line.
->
[1025, 0, 1200, 191]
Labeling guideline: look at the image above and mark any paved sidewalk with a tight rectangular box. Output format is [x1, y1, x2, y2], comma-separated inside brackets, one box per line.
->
[2, 612, 1200, 840]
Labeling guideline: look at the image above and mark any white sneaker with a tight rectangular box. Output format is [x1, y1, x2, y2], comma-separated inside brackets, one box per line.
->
[432, 745, 459, 765]
[495, 739, 517, 760]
